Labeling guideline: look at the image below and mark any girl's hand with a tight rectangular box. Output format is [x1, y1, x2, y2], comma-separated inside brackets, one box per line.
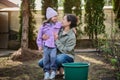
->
[39, 47, 42, 53]
[54, 32, 58, 40]
[42, 34, 49, 40]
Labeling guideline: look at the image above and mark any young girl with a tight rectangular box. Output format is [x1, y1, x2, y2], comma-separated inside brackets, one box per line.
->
[36, 7, 61, 79]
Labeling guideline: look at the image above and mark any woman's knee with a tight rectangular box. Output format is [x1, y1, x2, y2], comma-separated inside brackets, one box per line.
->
[38, 59, 43, 68]
[56, 54, 67, 67]
[57, 54, 66, 63]
[56, 54, 74, 66]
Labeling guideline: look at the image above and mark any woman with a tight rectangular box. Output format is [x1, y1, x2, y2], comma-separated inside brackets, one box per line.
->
[38, 14, 78, 78]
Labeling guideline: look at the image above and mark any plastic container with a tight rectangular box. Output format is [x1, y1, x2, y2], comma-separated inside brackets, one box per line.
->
[62, 62, 90, 80]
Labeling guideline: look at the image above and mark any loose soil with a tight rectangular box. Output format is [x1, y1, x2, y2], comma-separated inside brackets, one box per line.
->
[0, 51, 116, 80]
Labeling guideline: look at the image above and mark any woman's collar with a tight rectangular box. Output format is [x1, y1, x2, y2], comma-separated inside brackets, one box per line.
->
[61, 28, 73, 35]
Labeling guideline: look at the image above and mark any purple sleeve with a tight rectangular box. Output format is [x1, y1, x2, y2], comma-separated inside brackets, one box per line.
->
[36, 25, 43, 48]
[56, 22, 62, 28]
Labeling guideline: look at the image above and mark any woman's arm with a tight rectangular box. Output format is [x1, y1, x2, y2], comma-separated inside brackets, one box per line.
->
[55, 36, 76, 54]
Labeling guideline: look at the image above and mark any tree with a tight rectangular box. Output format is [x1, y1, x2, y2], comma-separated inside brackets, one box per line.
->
[41, 0, 58, 20]
[28, 0, 36, 49]
[73, 0, 82, 38]
[63, 0, 82, 18]
[19, 0, 36, 49]
[21, 0, 29, 49]
[84, 0, 105, 40]
[112, 0, 120, 28]
[64, 0, 74, 14]
[64, 0, 82, 38]
[58, 0, 64, 7]
[11, 0, 39, 61]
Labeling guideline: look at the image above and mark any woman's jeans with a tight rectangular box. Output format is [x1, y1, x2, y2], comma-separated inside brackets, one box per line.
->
[38, 53, 74, 70]
[43, 46, 57, 72]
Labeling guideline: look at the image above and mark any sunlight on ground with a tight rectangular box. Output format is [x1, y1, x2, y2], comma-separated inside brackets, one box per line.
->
[75, 53, 115, 80]
[77, 55, 104, 65]
[0, 57, 22, 68]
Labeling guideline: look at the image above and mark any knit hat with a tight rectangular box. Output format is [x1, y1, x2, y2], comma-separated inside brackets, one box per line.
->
[46, 7, 58, 20]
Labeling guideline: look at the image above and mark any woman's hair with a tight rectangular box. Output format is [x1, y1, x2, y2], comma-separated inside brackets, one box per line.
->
[66, 14, 78, 28]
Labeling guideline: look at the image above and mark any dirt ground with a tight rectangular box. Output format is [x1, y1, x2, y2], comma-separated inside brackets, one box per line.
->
[75, 53, 116, 80]
[0, 52, 116, 80]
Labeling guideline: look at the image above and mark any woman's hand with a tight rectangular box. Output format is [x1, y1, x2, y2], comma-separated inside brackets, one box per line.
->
[42, 34, 49, 40]
[72, 28, 76, 34]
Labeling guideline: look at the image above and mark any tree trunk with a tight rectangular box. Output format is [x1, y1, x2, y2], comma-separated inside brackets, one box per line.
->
[11, 0, 43, 61]
[21, 0, 29, 49]
[11, 0, 30, 61]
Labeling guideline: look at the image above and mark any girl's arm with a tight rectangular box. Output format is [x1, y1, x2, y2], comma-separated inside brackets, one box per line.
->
[36, 26, 43, 52]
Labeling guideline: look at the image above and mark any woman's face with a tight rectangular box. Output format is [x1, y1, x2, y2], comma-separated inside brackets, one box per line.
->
[51, 15, 58, 23]
[62, 16, 71, 28]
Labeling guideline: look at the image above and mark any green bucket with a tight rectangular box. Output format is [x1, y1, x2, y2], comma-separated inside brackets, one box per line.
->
[62, 62, 90, 80]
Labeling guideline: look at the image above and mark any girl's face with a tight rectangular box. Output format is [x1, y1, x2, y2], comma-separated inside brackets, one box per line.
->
[62, 16, 71, 28]
[51, 15, 58, 23]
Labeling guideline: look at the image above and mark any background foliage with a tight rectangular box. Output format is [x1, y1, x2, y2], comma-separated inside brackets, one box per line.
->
[84, 0, 105, 40]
